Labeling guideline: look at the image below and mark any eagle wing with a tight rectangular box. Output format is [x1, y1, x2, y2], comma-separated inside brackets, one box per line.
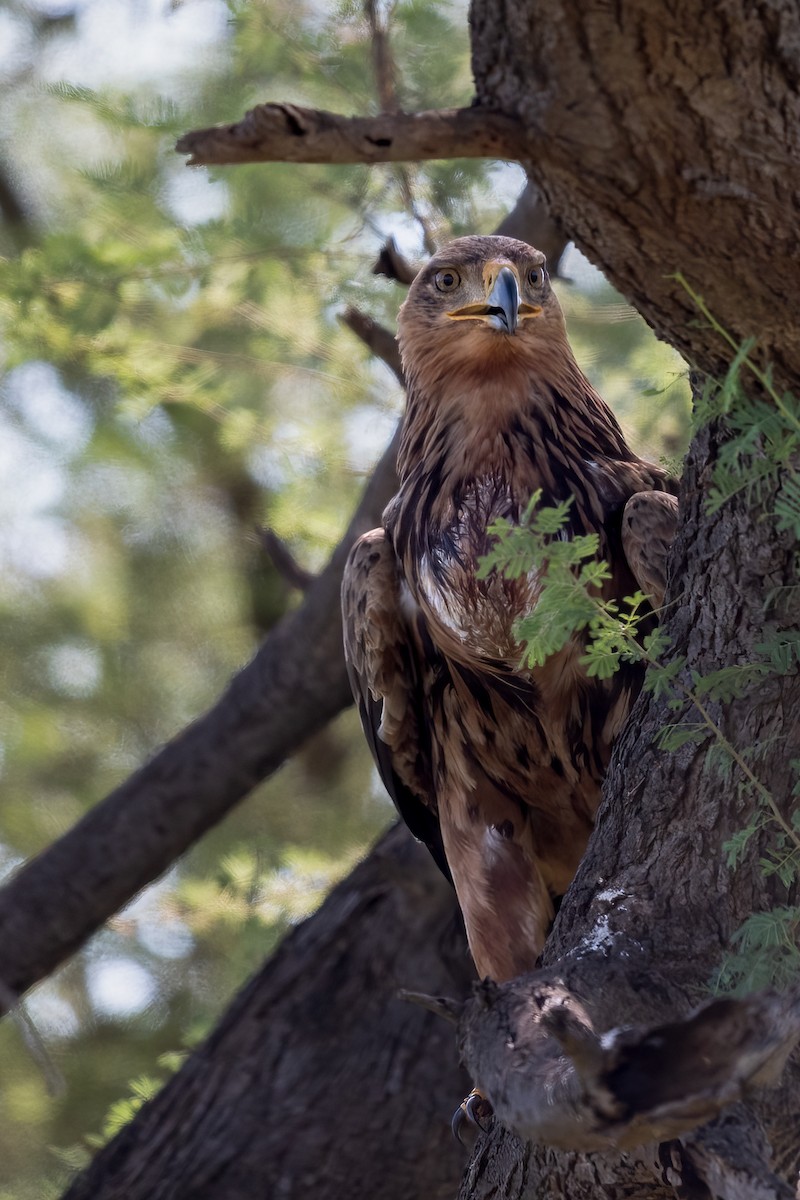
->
[341, 528, 450, 880]
[622, 490, 680, 609]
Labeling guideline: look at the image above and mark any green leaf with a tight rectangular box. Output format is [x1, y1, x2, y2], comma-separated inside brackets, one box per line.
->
[723, 821, 760, 869]
[656, 723, 709, 751]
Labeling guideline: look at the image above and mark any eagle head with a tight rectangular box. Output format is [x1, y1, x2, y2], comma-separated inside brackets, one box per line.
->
[397, 235, 569, 391]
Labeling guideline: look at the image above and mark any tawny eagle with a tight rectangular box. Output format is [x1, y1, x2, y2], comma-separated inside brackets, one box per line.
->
[342, 235, 678, 984]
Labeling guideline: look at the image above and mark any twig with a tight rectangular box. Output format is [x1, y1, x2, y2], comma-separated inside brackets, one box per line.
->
[363, 0, 439, 255]
[338, 306, 405, 385]
[176, 104, 523, 168]
[0, 976, 65, 1097]
[397, 988, 463, 1024]
[257, 528, 315, 591]
[371, 236, 419, 285]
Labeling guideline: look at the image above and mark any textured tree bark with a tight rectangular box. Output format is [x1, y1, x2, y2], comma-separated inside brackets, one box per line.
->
[47, 1, 800, 1197]
[470, 0, 800, 384]
[456, 2, 800, 1189]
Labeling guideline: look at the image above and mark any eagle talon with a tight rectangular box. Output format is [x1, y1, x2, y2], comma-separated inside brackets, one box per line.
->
[452, 1088, 493, 1143]
[466, 1091, 492, 1129]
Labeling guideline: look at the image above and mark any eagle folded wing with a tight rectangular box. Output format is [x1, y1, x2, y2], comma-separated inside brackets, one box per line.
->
[622, 490, 680, 609]
[342, 529, 450, 880]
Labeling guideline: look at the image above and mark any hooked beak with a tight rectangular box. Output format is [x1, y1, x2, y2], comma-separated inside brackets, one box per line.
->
[446, 262, 541, 333]
[485, 266, 520, 333]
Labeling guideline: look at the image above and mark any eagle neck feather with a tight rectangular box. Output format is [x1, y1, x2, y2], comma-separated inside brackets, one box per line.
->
[385, 357, 662, 663]
[394, 365, 637, 546]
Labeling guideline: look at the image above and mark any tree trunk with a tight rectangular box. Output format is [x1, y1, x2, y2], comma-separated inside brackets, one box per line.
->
[455, 3, 800, 1192]
[470, 0, 800, 385]
[59, 0, 800, 1196]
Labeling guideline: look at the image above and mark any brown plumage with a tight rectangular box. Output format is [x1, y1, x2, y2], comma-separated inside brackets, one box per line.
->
[342, 236, 678, 983]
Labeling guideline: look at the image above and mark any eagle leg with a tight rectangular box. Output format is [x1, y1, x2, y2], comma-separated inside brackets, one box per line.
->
[438, 794, 554, 981]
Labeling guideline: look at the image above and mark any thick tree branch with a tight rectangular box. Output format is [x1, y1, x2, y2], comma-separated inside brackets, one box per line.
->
[0, 429, 400, 1013]
[457, 974, 800, 1152]
[176, 104, 523, 167]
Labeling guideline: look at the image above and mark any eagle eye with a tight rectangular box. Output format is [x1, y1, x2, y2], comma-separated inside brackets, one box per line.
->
[527, 267, 542, 287]
[434, 268, 461, 293]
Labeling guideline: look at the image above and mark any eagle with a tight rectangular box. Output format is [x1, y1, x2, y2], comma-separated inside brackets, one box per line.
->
[342, 235, 678, 987]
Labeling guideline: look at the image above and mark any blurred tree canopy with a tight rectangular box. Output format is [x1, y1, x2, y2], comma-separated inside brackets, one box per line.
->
[0, 1, 689, 1195]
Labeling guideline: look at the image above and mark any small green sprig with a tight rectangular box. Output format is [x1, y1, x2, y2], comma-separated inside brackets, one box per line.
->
[478, 490, 648, 678]
[675, 272, 800, 540]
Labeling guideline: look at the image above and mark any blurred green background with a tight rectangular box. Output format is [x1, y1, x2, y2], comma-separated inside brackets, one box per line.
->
[0, 1, 690, 1194]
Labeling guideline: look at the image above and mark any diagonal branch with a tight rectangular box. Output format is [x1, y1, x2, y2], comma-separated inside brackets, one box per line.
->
[0, 429, 400, 1013]
[338, 305, 405, 384]
[176, 104, 523, 167]
[256, 527, 315, 591]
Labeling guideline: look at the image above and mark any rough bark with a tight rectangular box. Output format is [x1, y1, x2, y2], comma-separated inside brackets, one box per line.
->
[469, 0, 800, 385]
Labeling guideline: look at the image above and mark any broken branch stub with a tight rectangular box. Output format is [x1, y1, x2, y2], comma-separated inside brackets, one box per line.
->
[176, 104, 523, 168]
[459, 973, 800, 1152]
